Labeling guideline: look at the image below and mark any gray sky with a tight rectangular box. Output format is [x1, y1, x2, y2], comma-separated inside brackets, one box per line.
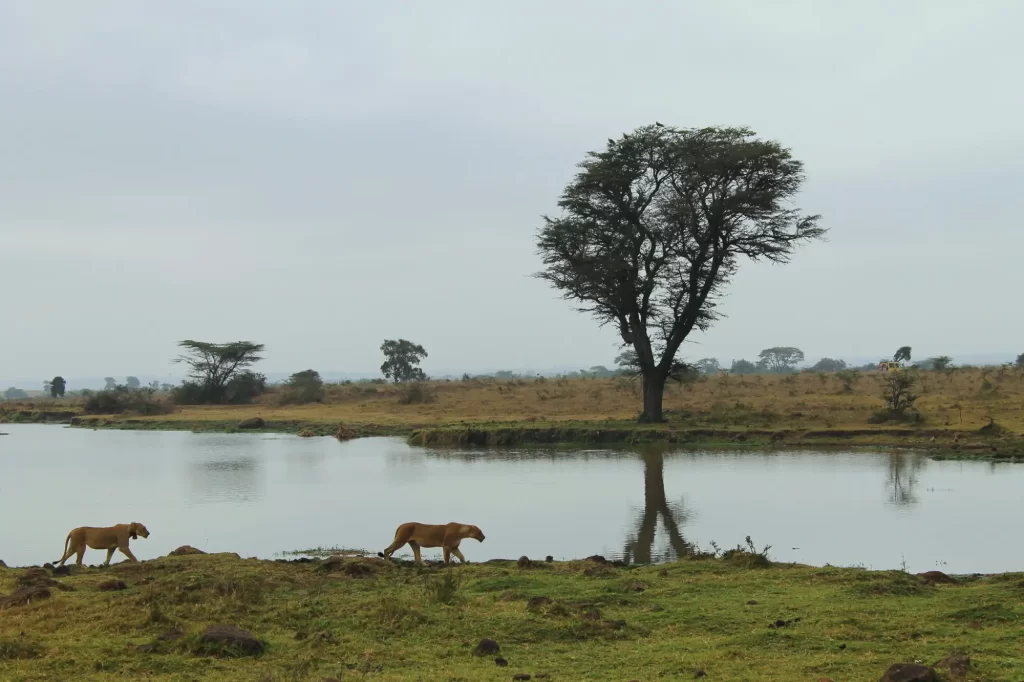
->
[2, 0, 1022, 382]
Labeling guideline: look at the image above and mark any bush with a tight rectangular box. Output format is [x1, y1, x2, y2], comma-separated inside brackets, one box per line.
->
[172, 372, 267, 405]
[278, 370, 325, 405]
[82, 386, 171, 415]
[869, 370, 921, 423]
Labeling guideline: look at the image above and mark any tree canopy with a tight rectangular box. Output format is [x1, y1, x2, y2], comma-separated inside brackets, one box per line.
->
[894, 346, 912, 363]
[536, 124, 824, 421]
[811, 357, 847, 372]
[380, 339, 428, 383]
[757, 347, 805, 373]
[730, 359, 757, 374]
[50, 376, 66, 398]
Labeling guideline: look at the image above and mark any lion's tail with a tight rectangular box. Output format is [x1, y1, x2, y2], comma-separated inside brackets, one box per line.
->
[55, 532, 71, 564]
[377, 551, 385, 558]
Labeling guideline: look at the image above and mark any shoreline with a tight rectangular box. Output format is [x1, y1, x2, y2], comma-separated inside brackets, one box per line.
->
[5, 409, 1023, 461]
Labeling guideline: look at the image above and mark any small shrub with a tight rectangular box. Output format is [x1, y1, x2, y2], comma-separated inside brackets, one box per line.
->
[722, 536, 773, 568]
[870, 370, 920, 423]
[398, 382, 436, 405]
[424, 567, 463, 605]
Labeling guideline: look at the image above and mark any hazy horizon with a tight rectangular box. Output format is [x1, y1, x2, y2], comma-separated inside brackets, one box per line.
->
[3, 2, 1022, 382]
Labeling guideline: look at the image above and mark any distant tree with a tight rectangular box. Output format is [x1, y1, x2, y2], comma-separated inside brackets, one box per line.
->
[811, 358, 847, 372]
[492, 370, 518, 380]
[281, 369, 325, 404]
[931, 355, 953, 371]
[893, 346, 912, 363]
[694, 358, 721, 375]
[42, 380, 51, 395]
[148, 380, 160, 390]
[3, 387, 29, 400]
[730, 359, 757, 374]
[172, 340, 266, 404]
[125, 376, 141, 389]
[535, 124, 824, 422]
[50, 376, 66, 398]
[104, 377, 117, 390]
[160, 383, 174, 392]
[380, 339, 428, 383]
[1015, 353, 1024, 368]
[757, 347, 805, 373]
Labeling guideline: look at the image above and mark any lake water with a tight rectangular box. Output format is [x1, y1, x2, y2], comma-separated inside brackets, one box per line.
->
[1, 424, 1022, 574]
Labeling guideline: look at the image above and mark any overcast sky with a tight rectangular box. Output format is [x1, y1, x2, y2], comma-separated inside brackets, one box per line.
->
[2, 1, 1021, 382]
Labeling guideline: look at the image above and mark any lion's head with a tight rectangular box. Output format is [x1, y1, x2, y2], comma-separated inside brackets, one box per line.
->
[129, 522, 150, 540]
[470, 525, 485, 542]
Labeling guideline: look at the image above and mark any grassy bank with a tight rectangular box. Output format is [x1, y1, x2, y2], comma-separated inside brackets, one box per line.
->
[4, 368, 1024, 457]
[1, 552, 1020, 681]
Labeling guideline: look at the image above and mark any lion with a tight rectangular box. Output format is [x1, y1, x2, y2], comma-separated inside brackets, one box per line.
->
[55, 522, 150, 567]
[377, 522, 485, 565]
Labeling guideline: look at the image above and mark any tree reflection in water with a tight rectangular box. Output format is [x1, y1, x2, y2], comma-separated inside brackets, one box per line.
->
[885, 452, 925, 507]
[623, 450, 693, 564]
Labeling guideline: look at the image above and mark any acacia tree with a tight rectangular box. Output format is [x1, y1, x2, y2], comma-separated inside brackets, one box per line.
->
[894, 346, 912, 364]
[757, 346, 805, 373]
[536, 124, 824, 421]
[174, 340, 265, 403]
[380, 339, 428, 383]
[50, 376, 66, 398]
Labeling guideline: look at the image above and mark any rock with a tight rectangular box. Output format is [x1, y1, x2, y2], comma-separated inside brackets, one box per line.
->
[746, 600, 759, 605]
[17, 568, 58, 588]
[495, 657, 508, 667]
[694, 671, 707, 679]
[0, 585, 52, 609]
[198, 624, 265, 656]
[878, 663, 937, 682]
[513, 675, 531, 681]
[335, 423, 357, 441]
[42, 563, 55, 570]
[585, 554, 607, 563]
[237, 417, 264, 429]
[918, 571, 955, 585]
[934, 655, 970, 678]
[52, 565, 72, 576]
[545, 555, 554, 562]
[517, 556, 532, 569]
[169, 545, 206, 556]
[472, 638, 500, 656]
[97, 579, 127, 591]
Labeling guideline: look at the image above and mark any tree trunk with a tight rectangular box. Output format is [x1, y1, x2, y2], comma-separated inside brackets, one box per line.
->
[639, 371, 666, 422]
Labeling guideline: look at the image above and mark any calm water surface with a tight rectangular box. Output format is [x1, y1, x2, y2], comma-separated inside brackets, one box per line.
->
[1, 424, 1021, 574]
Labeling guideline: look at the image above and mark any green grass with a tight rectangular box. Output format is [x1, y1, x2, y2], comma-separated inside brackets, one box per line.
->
[2, 554, 1021, 680]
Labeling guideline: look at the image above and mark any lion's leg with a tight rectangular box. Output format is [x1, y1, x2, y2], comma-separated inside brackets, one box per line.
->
[118, 544, 139, 563]
[443, 548, 451, 565]
[409, 541, 422, 564]
[382, 535, 408, 561]
[75, 546, 85, 568]
[104, 548, 116, 566]
[451, 547, 467, 564]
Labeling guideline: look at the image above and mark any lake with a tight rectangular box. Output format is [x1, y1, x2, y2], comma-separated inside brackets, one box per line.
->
[0, 424, 1021, 574]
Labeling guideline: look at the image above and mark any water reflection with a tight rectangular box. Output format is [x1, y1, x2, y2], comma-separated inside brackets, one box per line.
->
[623, 450, 693, 563]
[185, 456, 263, 504]
[885, 452, 925, 507]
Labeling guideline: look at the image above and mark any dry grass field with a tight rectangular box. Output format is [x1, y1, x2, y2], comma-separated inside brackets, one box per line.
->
[4, 367, 1023, 446]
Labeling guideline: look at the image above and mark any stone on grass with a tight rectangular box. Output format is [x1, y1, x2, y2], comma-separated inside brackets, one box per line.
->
[878, 663, 937, 682]
[473, 638, 500, 656]
[238, 417, 264, 429]
[198, 624, 264, 657]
